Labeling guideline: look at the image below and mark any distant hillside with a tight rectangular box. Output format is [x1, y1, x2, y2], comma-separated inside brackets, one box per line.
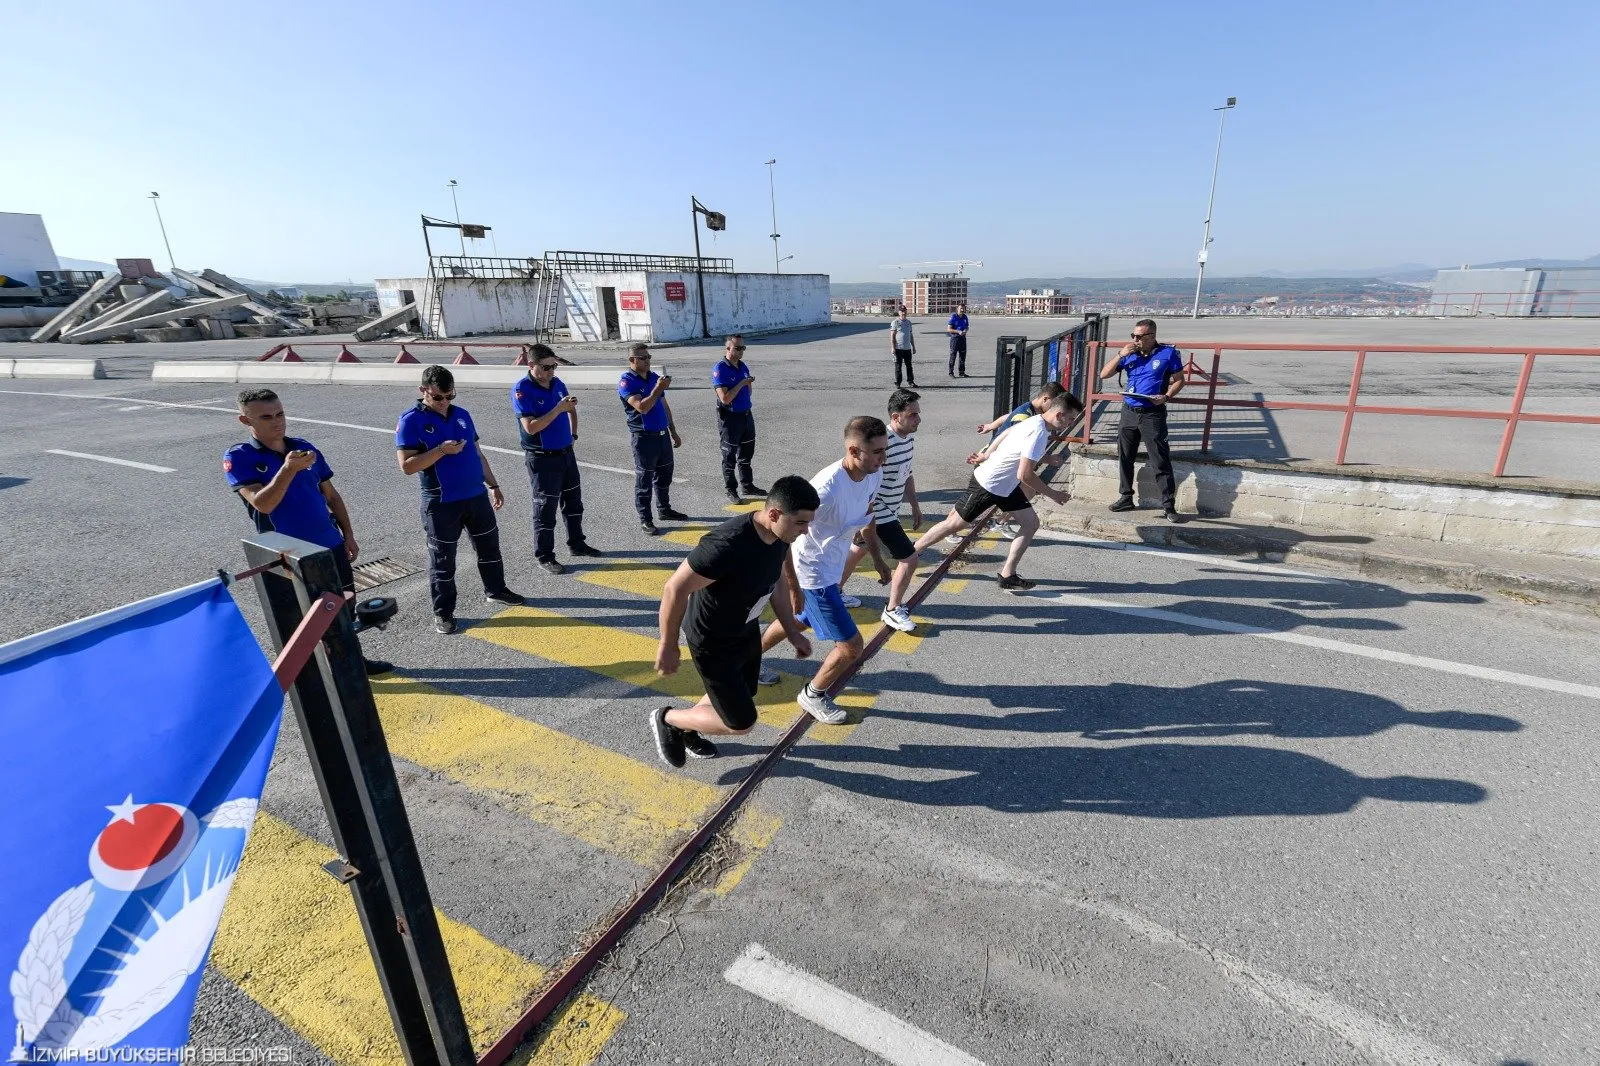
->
[831, 276, 1420, 301]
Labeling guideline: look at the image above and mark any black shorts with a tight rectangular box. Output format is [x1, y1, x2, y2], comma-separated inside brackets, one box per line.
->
[954, 474, 1030, 523]
[873, 519, 916, 561]
[688, 623, 761, 731]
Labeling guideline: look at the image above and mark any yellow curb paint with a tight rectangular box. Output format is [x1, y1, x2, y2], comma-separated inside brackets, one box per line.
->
[723, 500, 762, 513]
[372, 676, 780, 867]
[212, 813, 625, 1066]
[662, 523, 716, 549]
[574, 560, 677, 600]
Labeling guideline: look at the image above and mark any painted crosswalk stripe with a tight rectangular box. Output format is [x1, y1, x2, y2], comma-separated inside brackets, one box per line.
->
[213, 812, 625, 1065]
[467, 605, 869, 741]
[45, 448, 175, 473]
[373, 676, 780, 879]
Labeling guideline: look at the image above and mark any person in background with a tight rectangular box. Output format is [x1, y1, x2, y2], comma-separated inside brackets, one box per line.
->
[618, 343, 687, 534]
[1099, 318, 1185, 521]
[712, 333, 766, 504]
[512, 343, 603, 575]
[889, 307, 917, 388]
[947, 302, 970, 378]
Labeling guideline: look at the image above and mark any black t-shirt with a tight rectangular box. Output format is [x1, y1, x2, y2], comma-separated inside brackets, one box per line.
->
[683, 513, 789, 650]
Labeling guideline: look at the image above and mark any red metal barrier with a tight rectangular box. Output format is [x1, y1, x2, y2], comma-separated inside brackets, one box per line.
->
[1070, 290, 1600, 318]
[253, 340, 535, 364]
[1073, 341, 1600, 478]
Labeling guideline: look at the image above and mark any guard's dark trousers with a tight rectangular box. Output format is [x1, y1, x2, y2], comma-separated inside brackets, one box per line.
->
[630, 430, 675, 522]
[1117, 405, 1176, 508]
[423, 491, 507, 617]
[717, 408, 757, 495]
[893, 348, 915, 386]
[947, 334, 967, 374]
[523, 447, 587, 560]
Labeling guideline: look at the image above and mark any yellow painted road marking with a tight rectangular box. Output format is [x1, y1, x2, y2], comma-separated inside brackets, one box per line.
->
[213, 813, 625, 1066]
[372, 676, 780, 869]
[469, 606, 865, 742]
[575, 559, 676, 600]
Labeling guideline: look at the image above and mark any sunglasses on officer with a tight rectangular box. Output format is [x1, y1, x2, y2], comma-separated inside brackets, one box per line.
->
[1131, 330, 1156, 340]
[533, 361, 558, 371]
[423, 389, 455, 402]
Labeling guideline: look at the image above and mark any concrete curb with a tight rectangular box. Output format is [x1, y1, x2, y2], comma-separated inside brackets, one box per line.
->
[1039, 508, 1600, 616]
[150, 362, 625, 387]
[2, 358, 107, 380]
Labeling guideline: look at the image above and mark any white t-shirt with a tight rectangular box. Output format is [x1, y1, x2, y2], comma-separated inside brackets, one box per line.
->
[975, 415, 1050, 496]
[792, 458, 882, 589]
[870, 430, 916, 524]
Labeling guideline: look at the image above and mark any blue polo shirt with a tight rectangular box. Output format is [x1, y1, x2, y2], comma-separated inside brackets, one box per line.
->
[511, 373, 575, 451]
[223, 436, 343, 550]
[1116, 343, 1184, 409]
[618, 370, 669, 431]
[991, 400, 1036, 442]
[395, 402, 485, 503]
[711, 358, 753, 413]
[948, 312, 969, 334]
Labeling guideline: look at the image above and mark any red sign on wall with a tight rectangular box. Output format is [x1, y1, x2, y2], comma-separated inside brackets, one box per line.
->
[619, 291, 646, 311]
[664, 281, 687, 302]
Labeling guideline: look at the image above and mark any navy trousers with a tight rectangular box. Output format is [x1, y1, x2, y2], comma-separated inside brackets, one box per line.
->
[948, 334, 967, 374]
[423, 491, 506, 617]
[523, 448, 587, 560]
[630, 430, 674, 522]
[1117, 405, 1176, 507]
[717, 408, 757, 494]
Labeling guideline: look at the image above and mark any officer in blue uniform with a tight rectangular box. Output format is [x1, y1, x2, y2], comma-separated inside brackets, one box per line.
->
[224, 387, 391, 674]
[618, 343, 686, 535]
[711, 333, 766, 504]
[512, 343, 603, 575]
[396, 365, 525, 635]
[946, 303, 970, 377]
[1098, 318, 1186, 520]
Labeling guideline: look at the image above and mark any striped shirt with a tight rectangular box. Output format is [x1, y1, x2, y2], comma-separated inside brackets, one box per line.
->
[870, 430, 916, 524]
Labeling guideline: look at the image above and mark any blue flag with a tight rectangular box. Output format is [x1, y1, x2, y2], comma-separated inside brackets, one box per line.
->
[1, 579, 282, 1057]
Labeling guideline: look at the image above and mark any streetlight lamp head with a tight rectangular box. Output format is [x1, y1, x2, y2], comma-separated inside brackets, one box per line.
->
[150, 191, 159, 198]
[448, 179, 457, 186]
[766, 159, 776, 165]
[1225, 97, 1237, 107]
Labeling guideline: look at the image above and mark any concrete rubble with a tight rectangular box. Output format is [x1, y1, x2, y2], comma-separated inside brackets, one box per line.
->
[25, 267, 314, 345]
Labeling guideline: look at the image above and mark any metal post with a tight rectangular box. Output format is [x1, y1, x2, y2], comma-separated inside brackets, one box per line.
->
[1191, 97, 1236, 319]
[242, 533, 474, 1066]
[766, 159, 781, 272]
[1492, 352, 1537, 477]
[149, 192, 176, 272]
[1334, 350, 1367, 466]
[448, 180, 464, 255]
[691, 197, 709, 339]
[1199, 348, 1223, 453]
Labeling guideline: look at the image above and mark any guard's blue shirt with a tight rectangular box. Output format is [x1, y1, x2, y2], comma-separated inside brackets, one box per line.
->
[992, 400, 1036, 442]
[948, 312, 969, 334]
[711, 358, 753, 413]
[223, 436, 344, 549]
[511, 373, 575, 451]
[1116, 343, 1184, 409]
[618, 369, 669, 431]
[395, 402, 485, 503]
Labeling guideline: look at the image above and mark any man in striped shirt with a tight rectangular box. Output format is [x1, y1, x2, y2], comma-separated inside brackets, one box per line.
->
[841, 388, 923, 632]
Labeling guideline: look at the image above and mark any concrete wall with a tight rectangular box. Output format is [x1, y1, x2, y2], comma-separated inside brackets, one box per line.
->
[1532, 268, 1600, 317]
[376, 276, 567, 338]
[641, 271, 831, 343]
[1427, 267, 1600, 317]
[1069, 445, 1600, 561]
[563, 271, 651, 343]
[0, 212, 60, 286]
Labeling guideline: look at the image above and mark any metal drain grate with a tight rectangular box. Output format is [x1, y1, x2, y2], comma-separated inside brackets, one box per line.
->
[351, 556, 423, 592]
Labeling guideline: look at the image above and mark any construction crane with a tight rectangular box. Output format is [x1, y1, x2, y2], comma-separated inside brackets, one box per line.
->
[879, 259, 983, 275]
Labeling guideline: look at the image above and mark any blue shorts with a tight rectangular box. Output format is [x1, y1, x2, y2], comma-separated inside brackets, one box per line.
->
[796, 584, 860, 643]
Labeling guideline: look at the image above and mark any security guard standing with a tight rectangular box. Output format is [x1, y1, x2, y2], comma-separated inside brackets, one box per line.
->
[711, 333, 766, 504]
[1098, 317, 1186, 520]
[396, 365, 525, 634]
[512, 342, 603, 574]
[618, 343, 687, 535]
[225, 387, 392, 674]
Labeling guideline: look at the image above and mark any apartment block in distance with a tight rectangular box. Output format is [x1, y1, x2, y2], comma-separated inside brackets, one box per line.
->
[1005, 288, 1073, 315]
[902, 272, 967, 315]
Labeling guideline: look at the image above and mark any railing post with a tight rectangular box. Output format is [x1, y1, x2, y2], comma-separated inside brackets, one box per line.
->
[1334, 350, 1367, 465]
[1199, 347, 1223, 453]
[1492, 352, 1537, 477]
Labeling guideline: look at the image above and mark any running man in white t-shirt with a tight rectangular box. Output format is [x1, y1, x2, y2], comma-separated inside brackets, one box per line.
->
[883, 391, 1083, 617]
[760, 415, 887, 724]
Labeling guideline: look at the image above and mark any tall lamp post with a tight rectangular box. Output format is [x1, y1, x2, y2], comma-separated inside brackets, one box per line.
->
[765, 159, 781, 273]
[149, 191, 175, 271]
[1191, 96, 1237, 319]
[690, 196, 725, 339]
[448, 179, 464, 255]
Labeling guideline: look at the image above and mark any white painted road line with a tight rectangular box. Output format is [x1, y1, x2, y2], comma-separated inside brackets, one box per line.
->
[724, 943, 987, 1066]
[1035, 528, 1339, 580]
[1046, 591, 1600, 701]
[45, 449, 175, 474]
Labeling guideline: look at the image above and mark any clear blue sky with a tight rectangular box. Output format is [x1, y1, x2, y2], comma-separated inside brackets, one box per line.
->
[6, 0, 1596, 284]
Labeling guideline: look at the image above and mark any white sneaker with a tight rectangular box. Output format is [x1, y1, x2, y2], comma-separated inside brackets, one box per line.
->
[757, 663, 780, 685]
[798, 685, 850, 725]
[997, 518, 1021, 540]
[839, 593, 862, 609]
[945, 533, 963, 544]
[880, 606, 916, 633]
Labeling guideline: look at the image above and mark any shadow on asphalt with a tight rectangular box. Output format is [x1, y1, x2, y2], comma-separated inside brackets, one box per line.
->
[0, 476, 27, 491]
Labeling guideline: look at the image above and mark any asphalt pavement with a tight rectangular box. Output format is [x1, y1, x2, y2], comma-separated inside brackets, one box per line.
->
[2, 337, 1598, 1065]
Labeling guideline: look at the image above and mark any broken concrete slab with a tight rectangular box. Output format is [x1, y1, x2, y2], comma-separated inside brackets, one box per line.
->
[172, 268, 305, 333]
[29, 272, 126, 342]
[61, 287, 175, 342]
[353, 301, 419, 341]
[66, 293, 250, 343]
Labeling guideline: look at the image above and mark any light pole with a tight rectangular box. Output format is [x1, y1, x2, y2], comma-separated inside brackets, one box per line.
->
[1191, 96, 1237, 319]
[149, 191, 175, 271]
[690, 196, 725, 339]
[765, 159, 781, 273]
[448, 179, 464, 255]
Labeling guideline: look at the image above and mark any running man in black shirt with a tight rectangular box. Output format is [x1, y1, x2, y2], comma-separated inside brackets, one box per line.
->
[650, 476, 820, 766]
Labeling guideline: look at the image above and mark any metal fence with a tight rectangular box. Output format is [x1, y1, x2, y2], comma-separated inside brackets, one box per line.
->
[1070, 290, 1600, 318]
[991, 313, 1109, 418]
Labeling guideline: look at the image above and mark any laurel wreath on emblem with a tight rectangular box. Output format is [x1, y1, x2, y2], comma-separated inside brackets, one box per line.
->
[9, 799, 257, 1052]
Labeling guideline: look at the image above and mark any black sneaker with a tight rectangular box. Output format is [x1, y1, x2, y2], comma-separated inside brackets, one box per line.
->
[658, 507, 690, 522]
[569, 542, 604, 557]
[682, 732, 719, 760]
[1162, 508, 1181, 523]
[726, 488, 744, 504]
[538, 558, 565, 575]
[640, 521, 660, 536]
[363, 657, 394, 676]
[434, 614, 457, 635]
[741, 484, 767, 498]
[1108, 497, 1136, 512]
[997, 573, 1037, 593]
[485, 589, 525, 606]
[959, 372, 970, 378]
[649, 706, 686, 768]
